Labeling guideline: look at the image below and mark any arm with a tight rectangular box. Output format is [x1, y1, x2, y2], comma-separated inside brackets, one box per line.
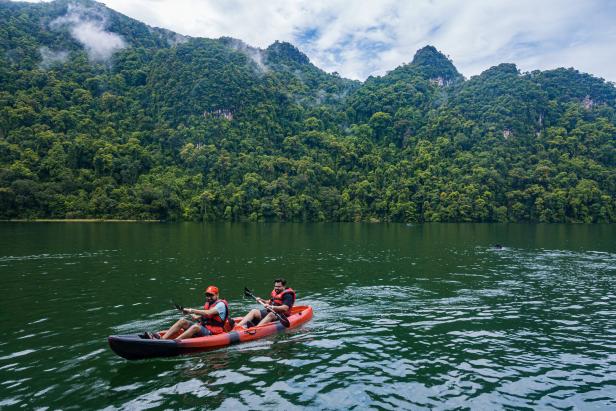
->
[184, 307, 219, 316]
[268, 304, 289, 313]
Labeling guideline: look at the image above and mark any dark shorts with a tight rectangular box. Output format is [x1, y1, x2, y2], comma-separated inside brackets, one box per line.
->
[247, 309, 267, 327]
[187, 321, 211, 337]
[248, 308, 288, 327]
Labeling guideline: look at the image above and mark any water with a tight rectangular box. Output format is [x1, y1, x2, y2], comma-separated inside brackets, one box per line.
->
[0, 223, 615, 410]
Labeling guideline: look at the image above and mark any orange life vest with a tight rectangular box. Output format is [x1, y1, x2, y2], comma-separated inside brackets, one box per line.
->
[269, 288, 296, 315]
[201, 299, 231, 334]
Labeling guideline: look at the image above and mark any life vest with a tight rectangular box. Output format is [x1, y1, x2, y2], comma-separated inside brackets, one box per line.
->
[201, 299, 232, 334]
[269, 288, 296, 315]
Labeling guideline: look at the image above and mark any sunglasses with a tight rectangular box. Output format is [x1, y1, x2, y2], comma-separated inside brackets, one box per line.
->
[205, 293, 215, 297]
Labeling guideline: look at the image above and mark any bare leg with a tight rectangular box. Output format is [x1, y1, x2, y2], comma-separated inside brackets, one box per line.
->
[257, 312, 277, 326]
[161, 318, 190, 339]
[176, 324, 205, 340]
[236, 308, 262, 328]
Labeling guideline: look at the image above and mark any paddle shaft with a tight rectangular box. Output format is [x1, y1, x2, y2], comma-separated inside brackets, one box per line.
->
[172, 301, 200, 320]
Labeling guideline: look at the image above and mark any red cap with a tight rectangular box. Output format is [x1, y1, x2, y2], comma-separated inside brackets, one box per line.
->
[205, 285, 219, 294]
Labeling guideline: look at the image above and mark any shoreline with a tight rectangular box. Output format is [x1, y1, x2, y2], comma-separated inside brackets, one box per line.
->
[1, 219, 161, 223]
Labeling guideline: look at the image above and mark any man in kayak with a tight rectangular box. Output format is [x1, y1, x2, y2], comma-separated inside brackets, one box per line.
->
[236, 278, 296, 328]
[159, 285, 232, 340]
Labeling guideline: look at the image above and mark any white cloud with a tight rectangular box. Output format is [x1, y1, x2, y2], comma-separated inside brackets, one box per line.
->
[71, 20, 126, 61]
[51, 3, 126, 61]
[20, 0, 616, 81]
[224, 38, 268, 73]
[38, 46, 69, 68]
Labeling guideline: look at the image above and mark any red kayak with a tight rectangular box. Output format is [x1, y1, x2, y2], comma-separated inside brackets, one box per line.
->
[108, 305, 313, 360]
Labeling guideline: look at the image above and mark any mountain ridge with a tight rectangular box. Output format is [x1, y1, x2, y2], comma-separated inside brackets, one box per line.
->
[4, 0, 615, 88]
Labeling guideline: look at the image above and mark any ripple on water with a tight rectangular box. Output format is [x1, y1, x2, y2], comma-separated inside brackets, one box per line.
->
[0, 250, 117, 262]
[2, 227, 616, 410]
[0, 350, 36, 361]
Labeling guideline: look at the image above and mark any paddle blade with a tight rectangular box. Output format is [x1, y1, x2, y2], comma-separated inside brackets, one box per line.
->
[244, 287, 254, 298]
[279, 315, 291, 328]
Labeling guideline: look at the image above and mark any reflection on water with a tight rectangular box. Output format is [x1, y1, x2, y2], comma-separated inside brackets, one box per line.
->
[0, 223, 615, 409]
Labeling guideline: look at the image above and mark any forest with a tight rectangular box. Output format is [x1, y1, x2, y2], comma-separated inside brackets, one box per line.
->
[1, 0, 615, 222]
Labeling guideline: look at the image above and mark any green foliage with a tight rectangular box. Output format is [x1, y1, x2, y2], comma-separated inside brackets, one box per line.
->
[0, 1, 614, 222]
[408, 45, 463, 83]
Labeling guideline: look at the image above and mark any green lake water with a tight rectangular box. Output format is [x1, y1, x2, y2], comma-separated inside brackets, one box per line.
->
[0, 223, 615, 410]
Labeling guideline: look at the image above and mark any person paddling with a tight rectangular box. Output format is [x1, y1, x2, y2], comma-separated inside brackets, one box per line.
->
[159, 286, 232, 340]
[237, 278, 296, 328]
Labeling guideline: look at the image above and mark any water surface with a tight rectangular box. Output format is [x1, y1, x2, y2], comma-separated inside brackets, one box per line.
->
[0, 223, 615, 409]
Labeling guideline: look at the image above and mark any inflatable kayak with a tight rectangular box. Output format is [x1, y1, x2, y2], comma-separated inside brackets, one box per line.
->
[108, 305, 313, 360]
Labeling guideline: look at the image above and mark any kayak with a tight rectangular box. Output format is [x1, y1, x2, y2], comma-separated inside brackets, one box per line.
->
[108, 305, 313, 360]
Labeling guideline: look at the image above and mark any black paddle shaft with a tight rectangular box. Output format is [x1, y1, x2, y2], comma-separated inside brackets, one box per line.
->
[244, 287, 290, 328]
[171, 300, 185, 312]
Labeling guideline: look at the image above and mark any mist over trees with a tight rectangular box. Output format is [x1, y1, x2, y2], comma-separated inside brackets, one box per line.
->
[1, 0, 614, 222]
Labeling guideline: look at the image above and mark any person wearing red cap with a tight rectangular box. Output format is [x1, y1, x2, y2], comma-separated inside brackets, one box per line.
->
[160, 285, 232, 340]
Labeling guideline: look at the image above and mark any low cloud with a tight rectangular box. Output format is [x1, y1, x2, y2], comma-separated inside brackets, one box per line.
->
[51, 3, 126, 62]
[38, 46, 69, 68]
[223, 38, 268, 73]
[164, 32, 189, 47]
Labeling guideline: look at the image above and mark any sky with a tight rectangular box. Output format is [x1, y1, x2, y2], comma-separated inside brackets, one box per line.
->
[19, 0, 616, 82]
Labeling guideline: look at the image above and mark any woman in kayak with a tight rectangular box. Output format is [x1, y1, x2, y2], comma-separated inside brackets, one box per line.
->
[160, 285, 232, 340]
[237, 278, 295, 328]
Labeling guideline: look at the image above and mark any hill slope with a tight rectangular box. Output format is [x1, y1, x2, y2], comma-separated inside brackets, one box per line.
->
[0, 0, 614, 222]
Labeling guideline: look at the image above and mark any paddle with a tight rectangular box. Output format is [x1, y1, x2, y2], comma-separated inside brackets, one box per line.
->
[244, 287, 290, 328]
[172, 301, 196, 317]
[171, 300, 184, 312]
